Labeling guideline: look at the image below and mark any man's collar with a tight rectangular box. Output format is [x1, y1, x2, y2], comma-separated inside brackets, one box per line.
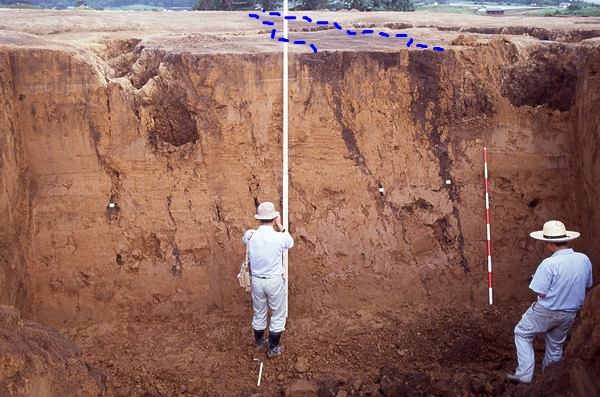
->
[551, 248, 574, 257]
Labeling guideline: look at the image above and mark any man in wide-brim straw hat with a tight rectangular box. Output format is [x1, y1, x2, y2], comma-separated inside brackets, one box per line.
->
[507, 220, 593, 384]
[242, 202, 294, 359]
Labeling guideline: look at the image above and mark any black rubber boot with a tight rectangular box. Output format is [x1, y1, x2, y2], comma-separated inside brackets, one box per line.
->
[254, 329, 267, 349]
[267, 331, 284, 358]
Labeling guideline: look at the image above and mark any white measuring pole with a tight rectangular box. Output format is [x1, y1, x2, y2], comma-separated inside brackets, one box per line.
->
[282, 0, 290, 315]
[484, 147, 493, 305]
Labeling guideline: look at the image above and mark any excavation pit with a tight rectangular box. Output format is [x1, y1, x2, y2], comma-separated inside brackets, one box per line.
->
[0, 9, 599, 397]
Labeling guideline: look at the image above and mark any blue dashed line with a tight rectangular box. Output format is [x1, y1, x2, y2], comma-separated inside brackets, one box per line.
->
[248, 13, 444, 53]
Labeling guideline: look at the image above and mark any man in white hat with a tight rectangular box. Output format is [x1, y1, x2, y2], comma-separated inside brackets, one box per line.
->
[507, 220, 593, 384]
[242, 202, 294, 358]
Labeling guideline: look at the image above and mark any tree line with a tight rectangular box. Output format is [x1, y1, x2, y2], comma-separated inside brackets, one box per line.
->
[4, 0, 415, 11]
[17, 0, 582, 13]
[191, 0, 415, 11]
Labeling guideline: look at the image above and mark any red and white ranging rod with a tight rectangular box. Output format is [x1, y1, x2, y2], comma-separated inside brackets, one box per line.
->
[484, 148, 493, 305]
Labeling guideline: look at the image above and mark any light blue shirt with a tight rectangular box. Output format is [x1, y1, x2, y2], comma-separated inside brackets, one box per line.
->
[242, 225, 294, 278]
[529, 248, 593, 312]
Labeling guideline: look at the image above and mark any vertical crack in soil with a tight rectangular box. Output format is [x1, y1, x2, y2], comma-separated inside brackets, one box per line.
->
[167, 195, 182, 276]
[408, 51, 470, 274]
[89, 94, 122, 225]
[248, 174, 260, 208]
[419, 274, 431, 297]
[325, 53, 405, 222]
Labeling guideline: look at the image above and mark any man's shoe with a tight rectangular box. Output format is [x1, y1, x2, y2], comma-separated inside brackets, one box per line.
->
[254, 329, 268, 349]
[267, 331, 284, 359]
[267, 345, 284, 358]
[506, 374, 531, 384]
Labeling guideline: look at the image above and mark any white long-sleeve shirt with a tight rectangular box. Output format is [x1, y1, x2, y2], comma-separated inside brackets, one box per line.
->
[242, 225, 294, 278]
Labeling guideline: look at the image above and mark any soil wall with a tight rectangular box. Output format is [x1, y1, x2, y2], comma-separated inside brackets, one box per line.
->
[0, 50, 30, 311]
[572, 45, 600, 272]
[0, 14, 598, 334]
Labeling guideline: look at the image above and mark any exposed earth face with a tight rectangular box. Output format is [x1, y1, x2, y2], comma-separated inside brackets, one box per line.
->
[0, 9, 599, 397]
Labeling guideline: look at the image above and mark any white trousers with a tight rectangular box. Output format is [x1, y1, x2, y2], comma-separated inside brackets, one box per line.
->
[514, 302, 576, 382]
[251, 275, 287, 333]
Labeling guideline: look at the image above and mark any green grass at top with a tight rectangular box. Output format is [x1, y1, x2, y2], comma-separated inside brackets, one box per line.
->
[415, 3, 600, 16]
[2, 3, 43, 8]
[566, 9, 600, 15]
[415, 4, 479, 13]
[524, 5, 600, 15]
[104, 4, 166, 10]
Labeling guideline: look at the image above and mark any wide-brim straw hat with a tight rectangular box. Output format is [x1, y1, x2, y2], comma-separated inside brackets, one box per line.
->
[530, 220, 580, 242]
[254, 202, 280, 220]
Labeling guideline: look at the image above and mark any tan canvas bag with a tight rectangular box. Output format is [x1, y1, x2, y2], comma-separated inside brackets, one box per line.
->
[237, 232, 254, 292]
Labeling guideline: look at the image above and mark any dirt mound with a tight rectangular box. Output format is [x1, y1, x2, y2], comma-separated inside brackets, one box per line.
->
[0, 305, 111, 397]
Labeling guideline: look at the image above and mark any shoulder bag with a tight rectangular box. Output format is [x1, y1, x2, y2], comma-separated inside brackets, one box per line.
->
[237, 231, 254, 292]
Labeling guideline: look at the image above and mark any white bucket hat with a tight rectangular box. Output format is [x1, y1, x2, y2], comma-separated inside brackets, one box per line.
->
[530, 220, 580, 242]
[254, 202, 280, 220]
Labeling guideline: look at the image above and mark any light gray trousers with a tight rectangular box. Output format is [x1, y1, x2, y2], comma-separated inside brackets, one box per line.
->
[514, 302, 576, 382]
[251, 275, 287, 333]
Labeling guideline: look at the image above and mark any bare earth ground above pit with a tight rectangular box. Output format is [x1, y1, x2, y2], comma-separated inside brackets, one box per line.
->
[1, 10, 600, 52]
